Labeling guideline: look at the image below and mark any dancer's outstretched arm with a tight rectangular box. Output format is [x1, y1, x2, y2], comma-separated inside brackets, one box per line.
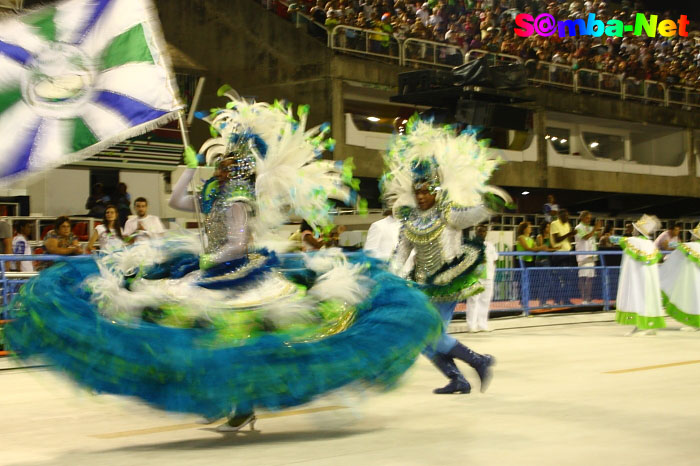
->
[169, 168, 197, 212]
[442, 203, 490, 230]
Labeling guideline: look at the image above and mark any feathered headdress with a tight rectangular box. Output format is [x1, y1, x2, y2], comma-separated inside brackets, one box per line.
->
[381, 116, 502, 215]
[194, 86, 361, 249]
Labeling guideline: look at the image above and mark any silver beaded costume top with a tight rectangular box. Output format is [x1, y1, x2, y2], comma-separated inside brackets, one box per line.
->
[200, 184, 253, 258]
[391, 197, 490, 284]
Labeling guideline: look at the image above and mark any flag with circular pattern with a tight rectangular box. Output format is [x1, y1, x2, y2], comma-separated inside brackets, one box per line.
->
[0, 0, 183, 183]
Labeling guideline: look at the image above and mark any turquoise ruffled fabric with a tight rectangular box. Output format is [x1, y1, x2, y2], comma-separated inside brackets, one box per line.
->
[5, 253, 441, 419]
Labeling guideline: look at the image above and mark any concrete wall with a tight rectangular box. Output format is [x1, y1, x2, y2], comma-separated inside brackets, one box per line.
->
[25, 169, 90, 217]
[119, 171, 166, 218]
[155, 0, 335, 146]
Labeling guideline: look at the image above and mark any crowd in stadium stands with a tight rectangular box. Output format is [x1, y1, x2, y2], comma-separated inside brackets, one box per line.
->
[282, 0, 700, 89]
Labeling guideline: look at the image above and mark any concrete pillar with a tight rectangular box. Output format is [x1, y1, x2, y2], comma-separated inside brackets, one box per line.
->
[686, 128, 696, 179]
[533, 111, 548, 188]
[331, 78, 345, 161]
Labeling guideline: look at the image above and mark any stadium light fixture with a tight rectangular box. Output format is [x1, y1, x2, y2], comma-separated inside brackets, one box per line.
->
[560, 139, 567, 143]
[551, 136, 558, 141]
[590, 141, 599, 148]
[521, 191, 530, 195]
[367, 116, 380, 122]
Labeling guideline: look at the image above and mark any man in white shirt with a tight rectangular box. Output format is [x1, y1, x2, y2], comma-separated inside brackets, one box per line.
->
[466, 224, 497, 332]
[12, 220, 34, 272]
[363, 210, 401, 261]
[123, 197, 165, 242]
[574, 211, 601, 304]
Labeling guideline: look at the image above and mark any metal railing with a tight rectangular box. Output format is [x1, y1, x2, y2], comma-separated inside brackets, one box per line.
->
[262, 0, 700, 109]
[258, 0, 700, 109]
[525, 59, 575, 89]
[492, 250, 672, 316]
[403, 38, 462, 69]
[329, 25, 400, 64]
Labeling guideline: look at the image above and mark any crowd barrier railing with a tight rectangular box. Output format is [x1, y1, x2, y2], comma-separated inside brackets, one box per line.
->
[494, 250, 670, 316]
[0, 250, 670, 320]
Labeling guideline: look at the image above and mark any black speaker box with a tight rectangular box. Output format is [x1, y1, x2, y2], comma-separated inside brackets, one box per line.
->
[455, 100, 531, 131]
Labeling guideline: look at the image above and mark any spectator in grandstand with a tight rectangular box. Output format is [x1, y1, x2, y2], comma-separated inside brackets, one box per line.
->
[85, 182, 110, 218]
[543, 194, 559, 223]
[113, 182, 131, 229]
[623, 222, 634, 237]
[654, 220, 681, 251]
[515, 220, 543, 267]
[308, 0, 328, 41]
[12, 220, 34, 272]
[123, 197, 165, 243]
[87, 205, 124, 253]
[0, 216, 12, 254]
[44, 216, 83, 256]
[550, 209, 577, 304]
[575, 211, 602, 305]
[466, 224, 497, 332]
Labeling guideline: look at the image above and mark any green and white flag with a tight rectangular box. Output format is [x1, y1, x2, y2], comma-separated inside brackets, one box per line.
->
[0, 0, 183, 182]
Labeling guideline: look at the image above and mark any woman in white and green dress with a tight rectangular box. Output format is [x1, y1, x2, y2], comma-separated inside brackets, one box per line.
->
[660, 224, 700, 328]
[613, 215, 665, 333]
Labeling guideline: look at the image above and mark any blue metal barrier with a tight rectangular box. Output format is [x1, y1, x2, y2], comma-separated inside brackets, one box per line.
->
[0, 250, 668, 320]
[495, 251, 668, 316]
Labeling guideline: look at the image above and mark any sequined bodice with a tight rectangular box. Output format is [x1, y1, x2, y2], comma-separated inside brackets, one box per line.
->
[200, 182, 254, 255]
[404, 206, 446, 283]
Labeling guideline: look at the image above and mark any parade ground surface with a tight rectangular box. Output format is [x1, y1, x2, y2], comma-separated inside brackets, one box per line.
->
[3, 312, 699, 466]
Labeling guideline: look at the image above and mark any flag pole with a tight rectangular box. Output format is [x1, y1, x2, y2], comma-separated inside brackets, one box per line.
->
[177, 110, 206, 252]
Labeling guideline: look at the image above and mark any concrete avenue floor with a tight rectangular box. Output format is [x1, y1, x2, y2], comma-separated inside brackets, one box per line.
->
[2, 312, 699, 466]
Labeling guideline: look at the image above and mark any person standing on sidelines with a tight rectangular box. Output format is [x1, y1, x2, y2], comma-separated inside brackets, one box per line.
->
[466, 224, 497, 332]
[123, 197, 165, 243]
[363, 208, 401, 261]
[12, 220, 34, 272]
[574, 211, 602, 305]
[550, 209, 577, 304]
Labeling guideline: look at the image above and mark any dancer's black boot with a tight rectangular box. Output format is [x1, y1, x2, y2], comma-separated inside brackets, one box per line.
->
[446, 342, 495, 392]
[430, 353, 471, 394]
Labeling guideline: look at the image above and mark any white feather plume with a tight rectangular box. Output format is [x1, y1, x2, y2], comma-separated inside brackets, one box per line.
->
[383, 119, 501, 213]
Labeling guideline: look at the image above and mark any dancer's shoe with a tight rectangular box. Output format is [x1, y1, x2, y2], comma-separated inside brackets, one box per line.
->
[434, 377, 471, 394]
[216, 413, 256, 432]
[446, 342, 495, 392]
[430, 353, 471, 394]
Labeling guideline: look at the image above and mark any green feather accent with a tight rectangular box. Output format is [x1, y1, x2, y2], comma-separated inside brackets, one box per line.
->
[217, 84, 233, 97]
